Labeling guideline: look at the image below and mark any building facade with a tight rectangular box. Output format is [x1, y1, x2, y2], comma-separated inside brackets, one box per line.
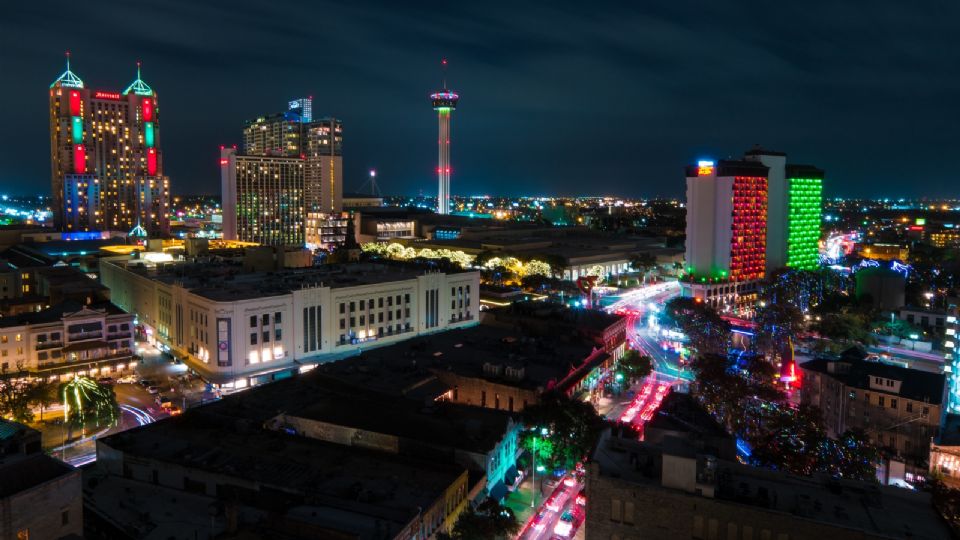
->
[220, 148, 306, 247]
[0, 301, 136, 381]
[799, 352, 945, 476]
[227, 100, 343, 247]
[0, 420, 83, 540]
[101, 257, 479, 387]
[49, 58, 170, 236]
[682, 159, 768, 311]
[744, 148, 824, 272]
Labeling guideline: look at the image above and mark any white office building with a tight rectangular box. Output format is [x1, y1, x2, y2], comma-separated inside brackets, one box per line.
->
[101, 257, 479, 389]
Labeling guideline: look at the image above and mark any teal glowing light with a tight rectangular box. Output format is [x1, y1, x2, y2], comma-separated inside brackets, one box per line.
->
[51, 54, 84, 89]
[144, 122, 155, 147]
[123, 62, 154, 96]
[71, 117, 83, 144]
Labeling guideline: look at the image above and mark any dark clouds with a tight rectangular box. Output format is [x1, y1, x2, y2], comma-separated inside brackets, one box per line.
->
[1, 0, 959, 198]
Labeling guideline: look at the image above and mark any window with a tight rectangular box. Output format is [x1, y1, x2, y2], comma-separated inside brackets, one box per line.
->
[368, 299, 374, 309]
[360, 315, 365, 325]
[452, 300, 456, 309]
[611, 499, 622, 522]
[275, 328, 282, 340]
[922, 407, 930, 417]
[405, 293, 410, 303]
[906, 402, 913, 413]
[481, 391, 486, 407]
[262, 331, 270, 343]
[388, 296, 393, 306]
[16, 529, 28, 540]
[378, 313, 383, 323]
[379, 297, 384, 308]
[262, 314, 269, 326]
[51, 332, 60, 340]
[849, 391, 856, 400]
[878, 396, 885, 407]
[0, 336, 6, 344]
[891, 399, 898, 409]
[62, 510, 69, 525]
[339, 303, 345, 314]
[396, 295, 401, 305]
[349, 302, 355, 311]
[624, 501, 635, 525]
[250, 333, 257, 345]
[350, 317, 355, 327]
[339, 319, 345, 329]
[274, 312, 282, 324]
[250, 316, 257, 328]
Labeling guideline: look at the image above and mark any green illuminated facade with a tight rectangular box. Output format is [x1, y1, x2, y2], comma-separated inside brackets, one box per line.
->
[785, 174, 823, 270]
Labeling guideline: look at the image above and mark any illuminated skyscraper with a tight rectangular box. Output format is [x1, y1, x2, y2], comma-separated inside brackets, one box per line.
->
[431, 60, 459, 215]
[49, 55, 169, 236]
[242, 101, 342, 214]
[682, 159, 768, 311]
[744, 148, 823, 272]
[220, 147, 305, 246]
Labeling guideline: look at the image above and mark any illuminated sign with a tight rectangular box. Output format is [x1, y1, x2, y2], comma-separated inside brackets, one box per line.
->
[916, 218, 926, 225]
[697, 160, 715, 176]
[93, 91, 121, 100]
[219, 158, 229, 166]
[289, 100, 301, 109]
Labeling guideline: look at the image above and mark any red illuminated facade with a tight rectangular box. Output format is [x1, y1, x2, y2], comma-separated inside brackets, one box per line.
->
[49, 57, 169, 235]
[729, 175, 767, 281]
[682, 159, 769, 313]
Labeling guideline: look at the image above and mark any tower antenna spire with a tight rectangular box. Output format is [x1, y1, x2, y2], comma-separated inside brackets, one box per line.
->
[137, 60, 141, 80]
[441, 58, 448, 90]
[66, 50, 70, 71]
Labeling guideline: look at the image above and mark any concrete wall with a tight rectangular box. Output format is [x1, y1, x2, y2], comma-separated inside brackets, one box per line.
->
[0, 469, 83, 540]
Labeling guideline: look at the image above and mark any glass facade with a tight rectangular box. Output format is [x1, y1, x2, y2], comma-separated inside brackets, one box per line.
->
[786, 177, 823, 270]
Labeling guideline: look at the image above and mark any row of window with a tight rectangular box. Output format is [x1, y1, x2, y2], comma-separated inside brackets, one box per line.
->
[339, 294, 411, 313]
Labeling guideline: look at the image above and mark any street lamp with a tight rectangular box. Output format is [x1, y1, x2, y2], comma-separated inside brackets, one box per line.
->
[530, 427, 549, 508]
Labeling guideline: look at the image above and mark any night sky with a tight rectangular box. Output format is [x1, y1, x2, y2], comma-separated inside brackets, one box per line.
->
[2, 1, 959, 199]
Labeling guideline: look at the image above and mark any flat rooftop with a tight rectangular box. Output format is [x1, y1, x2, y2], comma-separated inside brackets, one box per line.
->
[97, 410, 465, 532]
[197, 367, 516, 455]
[0, 453, 76, 498]
[108, 259, 472, 301]
[324, 323, 599, 393]
[593, 430, 950, 539]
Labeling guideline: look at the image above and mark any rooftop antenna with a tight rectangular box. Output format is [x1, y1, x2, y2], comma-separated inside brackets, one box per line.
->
[441, 58, 448, 90]
[358, 168, 382, 197]
[66, 50, 71, 71]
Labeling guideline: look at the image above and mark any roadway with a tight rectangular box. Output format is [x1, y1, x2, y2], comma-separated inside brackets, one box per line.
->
[517, 472, 586, 540]
[43, 341, 221, 466]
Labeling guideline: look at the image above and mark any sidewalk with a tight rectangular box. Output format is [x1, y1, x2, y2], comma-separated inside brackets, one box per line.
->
[503, 474, 539, 527]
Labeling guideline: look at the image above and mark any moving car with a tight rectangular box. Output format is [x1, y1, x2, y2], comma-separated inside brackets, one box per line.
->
[147, 385, 161, 395]
[554, 511, 575, 537]
[96, 377, 115, 385]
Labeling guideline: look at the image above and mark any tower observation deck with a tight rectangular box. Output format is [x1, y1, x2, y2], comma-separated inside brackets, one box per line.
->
[431, 59, 459, 215]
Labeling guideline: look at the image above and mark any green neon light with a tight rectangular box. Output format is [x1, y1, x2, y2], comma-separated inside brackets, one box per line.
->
[786, 177, 822, 270]
[436, 107, 451, 114]
[71, 117, 83, 144]
[144, 122, 155, 147]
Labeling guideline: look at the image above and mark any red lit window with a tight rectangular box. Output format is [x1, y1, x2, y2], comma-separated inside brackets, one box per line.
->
[73, 145, 86, 173]
[142, 98, 153, 122]
[147, 148, 157, 175]
[69, 91, 81, 116]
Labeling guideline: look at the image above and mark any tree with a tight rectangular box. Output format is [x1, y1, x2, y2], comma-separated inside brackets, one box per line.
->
[474, 250, 498, 268]
[520, 394, 604, 472]
[59, 376, 119, 430]
[751, 404, 826, 476]
[629, 252, 658, 283]
[618, 350, 653, 383]
[753, 301, 805, 357]
[448, 498, 520, 540]
[0, 363, 58, 423]
[663, 297, 731, 355]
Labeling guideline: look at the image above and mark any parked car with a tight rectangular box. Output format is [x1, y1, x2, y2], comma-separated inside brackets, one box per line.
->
[116, 375, 138, 384]
[97, 377, 115, 385]
[138, 379, 156, 387]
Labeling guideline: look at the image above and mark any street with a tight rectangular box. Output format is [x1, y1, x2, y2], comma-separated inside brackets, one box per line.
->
[515, 472, 586, 540]
[39, 341, 220, 466]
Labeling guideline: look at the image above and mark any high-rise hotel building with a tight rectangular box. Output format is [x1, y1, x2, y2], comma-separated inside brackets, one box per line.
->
[682, 159, 768, 311]
[49, 58, 169, 236]
[744, 148, 824, 272]
[223, 99, 343, 247]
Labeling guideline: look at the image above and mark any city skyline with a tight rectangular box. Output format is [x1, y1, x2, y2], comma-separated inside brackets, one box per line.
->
[3, 1, 960, 199]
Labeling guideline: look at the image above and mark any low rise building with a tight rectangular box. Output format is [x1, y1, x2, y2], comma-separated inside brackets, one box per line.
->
[88, 406, 469, 540]
[799, 348, 945, 479]
[586, 394, 951, 540]
[0, 300, 135, 381]
[101, 256, 479, 388]
[0, 419, 83, 540]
